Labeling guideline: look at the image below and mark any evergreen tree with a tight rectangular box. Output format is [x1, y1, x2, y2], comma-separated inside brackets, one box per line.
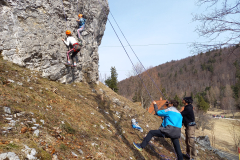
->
[132, 91, 140, 102]
[197, 95, 210, 112]
[232, 60, 240, 109]
[105, 67, 118, 93]
[161, 88, 168, 100]
[173, 94, 183, 109]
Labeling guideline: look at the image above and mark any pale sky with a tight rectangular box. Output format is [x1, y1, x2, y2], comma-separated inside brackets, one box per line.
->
[98, 0, 208, 81]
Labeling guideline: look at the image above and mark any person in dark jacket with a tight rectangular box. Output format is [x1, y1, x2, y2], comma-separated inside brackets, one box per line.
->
[133, 100, 183, 160]
[181, 97, 197, 160]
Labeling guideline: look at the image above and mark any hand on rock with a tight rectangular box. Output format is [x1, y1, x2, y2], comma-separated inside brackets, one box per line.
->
[153, 101, 156, 104]
[62, 39, 64, 41]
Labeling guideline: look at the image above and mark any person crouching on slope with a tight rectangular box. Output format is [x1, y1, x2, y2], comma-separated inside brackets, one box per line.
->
[181, 97, 197, 160]
[133, 100, 183, 160]
[62, 30, 81, 67]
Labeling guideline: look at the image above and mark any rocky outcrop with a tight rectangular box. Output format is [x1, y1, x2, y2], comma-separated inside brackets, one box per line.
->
[196, 136, 239, 160]
[0, 0, 109, 83]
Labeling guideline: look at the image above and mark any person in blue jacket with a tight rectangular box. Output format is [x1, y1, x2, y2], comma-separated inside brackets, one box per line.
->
[76, 14, 86, 41]
[133, 100, 183, 160]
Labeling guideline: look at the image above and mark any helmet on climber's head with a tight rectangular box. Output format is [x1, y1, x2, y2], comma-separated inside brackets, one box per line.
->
[78, 14, 83, 18]
[66, 30, 71, 35]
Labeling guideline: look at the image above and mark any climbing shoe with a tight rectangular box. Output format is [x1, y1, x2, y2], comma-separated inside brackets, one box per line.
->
[133, 142, 142, 151]
[64, 62, 72, 66]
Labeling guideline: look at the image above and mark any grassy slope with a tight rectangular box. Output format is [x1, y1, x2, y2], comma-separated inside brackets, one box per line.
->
[0, 58, 224, 159]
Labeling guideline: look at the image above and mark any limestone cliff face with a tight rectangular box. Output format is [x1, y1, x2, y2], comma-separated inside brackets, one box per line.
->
[0, 0, 109, 83]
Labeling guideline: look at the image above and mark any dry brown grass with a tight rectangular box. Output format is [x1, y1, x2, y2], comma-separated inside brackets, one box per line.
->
[0, 58, 225, 160]
[195, 118, 240, 155]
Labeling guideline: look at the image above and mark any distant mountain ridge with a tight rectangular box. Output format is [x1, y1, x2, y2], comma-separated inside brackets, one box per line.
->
[118, 46, 240, 109]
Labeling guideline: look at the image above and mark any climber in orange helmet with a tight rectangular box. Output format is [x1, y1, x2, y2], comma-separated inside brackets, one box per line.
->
[76, 14, 86, 41]
[62, 30, 81, 67]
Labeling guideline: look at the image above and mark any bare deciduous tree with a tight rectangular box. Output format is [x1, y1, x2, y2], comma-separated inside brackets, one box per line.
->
[222, 84, 237, 118]
[195, 108, 212, 131]
[209, 120, 215, 147]
[193, 0, 240, 53]
[228, 121, 240, 151]
[126, 62, 145, 77]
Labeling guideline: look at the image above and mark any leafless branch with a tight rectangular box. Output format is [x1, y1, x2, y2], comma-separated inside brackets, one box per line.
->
[192, 0, 240, 53]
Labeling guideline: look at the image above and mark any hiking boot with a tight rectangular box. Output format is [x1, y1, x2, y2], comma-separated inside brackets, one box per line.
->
[71, 64, 77, 67]
[133, 142, 142, 151]
[182, 154, 190, 159]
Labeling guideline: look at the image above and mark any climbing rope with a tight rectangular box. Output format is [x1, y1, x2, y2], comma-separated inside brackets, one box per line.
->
[108, 11, 168, 101]
[96, 0, 154, 102]
[95, 2, 180, 159]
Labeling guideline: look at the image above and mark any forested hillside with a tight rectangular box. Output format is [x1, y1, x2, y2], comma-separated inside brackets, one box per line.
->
[118, 46, 240, 113]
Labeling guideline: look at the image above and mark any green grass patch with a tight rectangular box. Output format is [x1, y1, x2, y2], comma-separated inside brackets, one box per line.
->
[5, 143, 19, 150]
[59, 143, 67, 151]
[62, 122, 76, 134]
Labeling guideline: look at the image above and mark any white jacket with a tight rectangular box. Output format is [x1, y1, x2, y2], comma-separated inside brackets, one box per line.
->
[63, 36, 78, 46]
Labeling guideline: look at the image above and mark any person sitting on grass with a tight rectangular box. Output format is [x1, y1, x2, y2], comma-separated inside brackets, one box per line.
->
[133, 100, 183, 160]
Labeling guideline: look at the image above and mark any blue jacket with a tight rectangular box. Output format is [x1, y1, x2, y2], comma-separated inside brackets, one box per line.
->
[154, 104, 183, 138]
[78, 18, 86, 28]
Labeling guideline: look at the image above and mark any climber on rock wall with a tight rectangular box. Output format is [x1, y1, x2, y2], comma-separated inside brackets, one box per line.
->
[76, 14, 86, 42]
[62, 30, 81, 67]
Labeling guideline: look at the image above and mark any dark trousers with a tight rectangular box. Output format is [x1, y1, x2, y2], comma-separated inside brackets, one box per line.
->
[140, 130, 183, 160]
[66, 44, 80, 63]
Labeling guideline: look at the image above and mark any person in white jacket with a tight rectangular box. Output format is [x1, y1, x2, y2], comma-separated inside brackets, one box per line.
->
[62, 30, 81, 67]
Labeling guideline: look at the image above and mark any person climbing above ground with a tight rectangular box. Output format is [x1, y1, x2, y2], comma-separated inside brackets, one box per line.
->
[181, 97, 197, 160]
[62, 30, 81, 67]
[76, 14, 86, 41]
[133, 100, 183, 160]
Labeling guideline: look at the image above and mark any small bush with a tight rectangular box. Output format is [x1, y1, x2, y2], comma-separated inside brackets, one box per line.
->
[62, 122, 76, 134]
[36, 148, 51, 159]
[5, 143, 19, 150]
[60, 143, 67, 151]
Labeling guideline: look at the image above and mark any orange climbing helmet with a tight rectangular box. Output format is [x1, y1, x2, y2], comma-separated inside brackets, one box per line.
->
[65, 30, 71, 35]
[78, 14, 83, 17]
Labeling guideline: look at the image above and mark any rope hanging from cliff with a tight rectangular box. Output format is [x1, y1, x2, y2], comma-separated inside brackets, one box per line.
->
[108, 19, 154, 102]
[96, 0, 154, 103]
[95, 0, 168, 103]
[95, 1, 179, 159]
[108, 11, 168, 101]
[106, 10, 178, 158]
